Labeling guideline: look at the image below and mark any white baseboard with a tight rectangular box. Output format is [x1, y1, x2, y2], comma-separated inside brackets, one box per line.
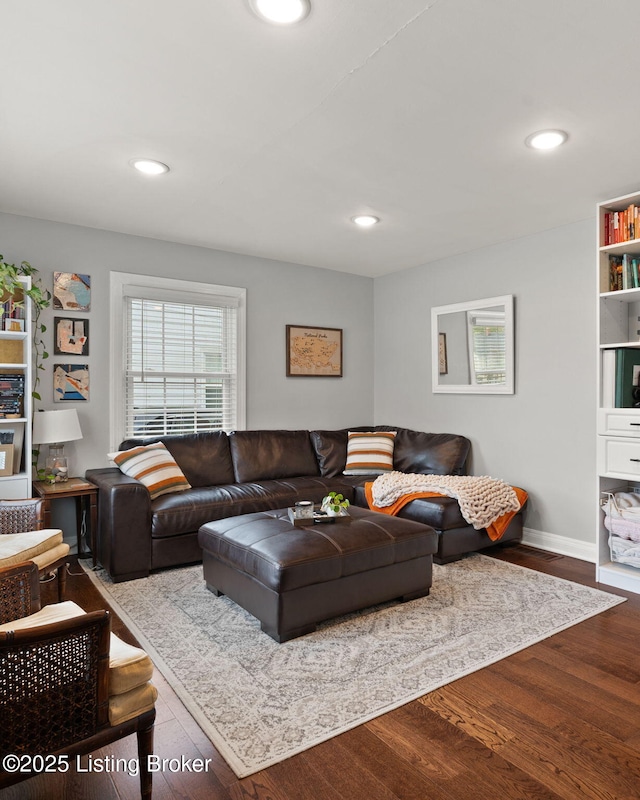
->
[521, 527, 595, 563]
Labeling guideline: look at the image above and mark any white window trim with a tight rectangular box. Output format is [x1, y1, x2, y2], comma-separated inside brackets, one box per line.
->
[109, 272, 246, 451]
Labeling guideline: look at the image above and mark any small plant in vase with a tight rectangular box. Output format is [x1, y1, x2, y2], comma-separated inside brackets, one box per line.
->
[321, 491, 350, 516]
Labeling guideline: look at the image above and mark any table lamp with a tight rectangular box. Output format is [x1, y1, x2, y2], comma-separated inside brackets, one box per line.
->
[32, 408, 83, 483]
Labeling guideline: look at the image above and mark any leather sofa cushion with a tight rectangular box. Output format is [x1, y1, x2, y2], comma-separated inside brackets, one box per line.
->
[383, 428, 470, 476]
[311, 426, 470, 478]
[229, 430, 319, 482]
[150, 477, 357, 538]
[119, 431, 234, 488]
[310, 429, 348, 476]
[198, 506, 437, 592]
[310, 426, 375, 477]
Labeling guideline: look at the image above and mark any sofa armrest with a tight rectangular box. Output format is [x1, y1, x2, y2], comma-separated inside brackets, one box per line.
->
[86, 467, 152, 582]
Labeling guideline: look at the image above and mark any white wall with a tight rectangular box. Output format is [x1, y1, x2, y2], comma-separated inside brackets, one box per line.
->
[0, 212, 375, 477]
[373, 219, 595, 556]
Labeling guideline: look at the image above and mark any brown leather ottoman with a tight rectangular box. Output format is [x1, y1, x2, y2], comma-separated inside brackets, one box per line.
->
[197, 506, 438, 642]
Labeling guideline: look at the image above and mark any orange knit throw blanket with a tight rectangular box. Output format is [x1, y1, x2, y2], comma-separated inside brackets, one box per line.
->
[364, 482, 528, 542]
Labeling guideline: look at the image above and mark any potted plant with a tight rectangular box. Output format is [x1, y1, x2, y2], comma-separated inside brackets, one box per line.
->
[321, 491, 350, 516]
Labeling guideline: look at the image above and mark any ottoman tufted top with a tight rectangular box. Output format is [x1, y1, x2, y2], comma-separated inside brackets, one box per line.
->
[198, 506, 437, 593]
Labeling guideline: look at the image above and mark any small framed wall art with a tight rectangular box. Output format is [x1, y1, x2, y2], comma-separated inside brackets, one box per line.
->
[53, 272, 91, 311]
[3, 319, 24, 332]
[286, 325, 343, 377]
[54, 317, 89, 356]
[53, 363, 89, 402]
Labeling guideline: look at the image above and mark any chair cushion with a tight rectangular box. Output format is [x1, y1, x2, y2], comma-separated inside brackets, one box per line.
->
[108, 681, 158, 726]
[109, 441, 191, 499]
[0, 600, 82, 630]
[0, 601, 154, 696]
[0, 529, 65, 567]
[108, 631, 155, 695]
[344, 431, 397, 475]
[31, 541, 70, 570]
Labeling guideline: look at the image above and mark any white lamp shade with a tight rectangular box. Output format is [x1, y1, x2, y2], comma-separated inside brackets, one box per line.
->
[32, 409, 83, 445]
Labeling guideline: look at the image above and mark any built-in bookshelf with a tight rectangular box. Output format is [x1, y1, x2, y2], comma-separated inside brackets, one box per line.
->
[597, 192, 640, 594]
[0, 276, 32, 499]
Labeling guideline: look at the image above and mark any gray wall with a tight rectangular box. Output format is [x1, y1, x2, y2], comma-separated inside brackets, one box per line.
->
[1, 210, 597, 555]
[0, 212, 375, 477]
[373, 219, 595, 549]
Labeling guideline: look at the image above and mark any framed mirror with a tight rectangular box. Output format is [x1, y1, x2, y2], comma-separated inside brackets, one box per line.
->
[431, 295, 514, 394]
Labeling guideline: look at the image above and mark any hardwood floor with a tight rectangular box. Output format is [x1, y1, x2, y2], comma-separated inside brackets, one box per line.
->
[2, 545, 639, 800]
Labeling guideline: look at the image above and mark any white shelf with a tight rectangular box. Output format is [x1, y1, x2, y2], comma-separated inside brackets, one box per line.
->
[597, 191, 640, 595]
[0, 471, 27, 482]
[600, 342, 640, 349]
[600, 239, 640, 256]
[596, 561, 640, 593]
[0, 276, 32, 499]
[600, 287, 640, 302]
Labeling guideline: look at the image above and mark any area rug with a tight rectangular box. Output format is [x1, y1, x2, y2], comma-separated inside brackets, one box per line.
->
[84, 555, 624, 778]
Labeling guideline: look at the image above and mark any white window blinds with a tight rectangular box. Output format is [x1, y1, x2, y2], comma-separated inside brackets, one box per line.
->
[123, 292, 239, 438]
[467, 311, 506, 386]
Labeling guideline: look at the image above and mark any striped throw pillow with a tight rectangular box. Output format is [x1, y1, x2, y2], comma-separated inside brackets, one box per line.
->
[343, 431, 396, 475]
[109, 442, 191, 500]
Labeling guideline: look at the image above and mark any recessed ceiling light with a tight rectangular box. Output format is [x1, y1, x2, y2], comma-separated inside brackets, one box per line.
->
[352, 215, 380, 228]
[524, 130, 568, 150]
[249, 0, 311, 24]
[130, 158, 170, 175]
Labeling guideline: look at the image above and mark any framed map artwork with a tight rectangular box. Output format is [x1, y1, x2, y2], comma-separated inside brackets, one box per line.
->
[286, 325, 343, 377]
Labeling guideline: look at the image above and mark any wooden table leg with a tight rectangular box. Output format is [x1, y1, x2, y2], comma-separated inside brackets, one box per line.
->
[75, 496, 83, 557]
[89, 491, 97, 569]
[42, 497, 52, 529]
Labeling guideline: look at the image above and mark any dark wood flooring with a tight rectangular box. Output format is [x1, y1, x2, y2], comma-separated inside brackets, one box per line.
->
[2, 545, 639, 800]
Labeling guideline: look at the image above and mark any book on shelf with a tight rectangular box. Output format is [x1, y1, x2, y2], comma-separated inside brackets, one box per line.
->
[602, 349, 616, 407]
[0, 373, 25, 395]
[608, 253, 640, 291]
[0, 373, 24, 418]
[603, 348, 640, 408]
[603, 204, 640, 246]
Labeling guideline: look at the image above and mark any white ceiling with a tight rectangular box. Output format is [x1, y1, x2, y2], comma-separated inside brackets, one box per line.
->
[3, 0, 640, 277]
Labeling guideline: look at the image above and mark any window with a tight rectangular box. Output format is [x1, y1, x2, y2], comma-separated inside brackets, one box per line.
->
[110, 273, 245, 446]
[466, 310, 506, 386]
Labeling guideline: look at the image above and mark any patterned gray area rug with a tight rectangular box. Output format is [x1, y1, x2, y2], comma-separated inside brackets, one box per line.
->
[84, 555, 624, 778]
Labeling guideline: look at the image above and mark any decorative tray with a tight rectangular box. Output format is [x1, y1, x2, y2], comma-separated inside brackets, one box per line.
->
[287, 507, 352, 526]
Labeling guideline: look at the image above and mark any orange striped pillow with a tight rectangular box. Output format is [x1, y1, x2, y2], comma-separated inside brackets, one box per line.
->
[343, 431, 396, 475]
[109, 442, 191, 500]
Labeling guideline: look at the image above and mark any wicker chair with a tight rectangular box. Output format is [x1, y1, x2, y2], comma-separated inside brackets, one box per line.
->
[0, 561, 157, 798]
[0, 498, 69, 600]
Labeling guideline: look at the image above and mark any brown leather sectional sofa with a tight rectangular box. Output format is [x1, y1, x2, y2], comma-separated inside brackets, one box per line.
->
[86, 426, 524, 583]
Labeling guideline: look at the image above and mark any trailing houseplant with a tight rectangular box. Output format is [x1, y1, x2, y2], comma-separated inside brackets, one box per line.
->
[0, 255, 52, 478]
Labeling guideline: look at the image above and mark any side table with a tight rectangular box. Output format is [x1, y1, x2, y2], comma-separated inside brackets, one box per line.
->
[33, 477, 98, 568]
